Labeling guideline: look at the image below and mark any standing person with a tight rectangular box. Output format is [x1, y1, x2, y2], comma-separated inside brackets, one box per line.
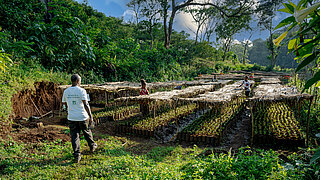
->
[139, 79, 149, 115]
[239, 76, 251, 97]
[139, 79, 149, 95]
[62, 74, 97, 163]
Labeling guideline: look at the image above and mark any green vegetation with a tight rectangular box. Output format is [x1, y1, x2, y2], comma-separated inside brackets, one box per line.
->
[0, 63, 68, 132]
[0, 137, 315, 179]
[0, 0, 320, 178]
[253, 101, 302, 140]
[93, 104, 140, 122]
[132, 104, 198, 131]
[181, 97, 244, 139]
[274, 0, 320, 90]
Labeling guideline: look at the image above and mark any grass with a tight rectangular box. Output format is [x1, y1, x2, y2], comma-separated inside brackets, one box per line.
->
[0, 135, 309, 179]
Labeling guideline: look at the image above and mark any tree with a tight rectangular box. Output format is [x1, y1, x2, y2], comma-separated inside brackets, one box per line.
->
[256, 0, 285, 68]
[127, 0, 142, 25]
[216, 14, 252, 61]
[185, 6, 210, 44]
[201, 7, 219, 42]
[129, 0, 259, 49]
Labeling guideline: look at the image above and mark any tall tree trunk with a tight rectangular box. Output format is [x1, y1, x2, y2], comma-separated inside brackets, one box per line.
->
[195, 26, 200, 45]
[270, 31, 275, 68]
[165, 0, 177, 49]
[242, 45, 247, 65]
[163, 7, 169, 48]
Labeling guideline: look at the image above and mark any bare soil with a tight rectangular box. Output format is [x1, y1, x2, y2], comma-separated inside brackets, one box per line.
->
[11, 81, 62, 119]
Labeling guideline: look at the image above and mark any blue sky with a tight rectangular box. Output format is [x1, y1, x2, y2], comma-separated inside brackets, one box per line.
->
[75, 0, 289, 42]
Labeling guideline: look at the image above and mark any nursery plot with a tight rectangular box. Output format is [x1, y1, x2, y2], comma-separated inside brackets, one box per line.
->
[260, 78, 282, 84]
[174, 81, 253, 145]
[178, 96, 246, 145]
[58, 80, 231, 106]
[250, 81, 312, 146]
[115, 103, 198, 137]
[251, 101, 304, 146]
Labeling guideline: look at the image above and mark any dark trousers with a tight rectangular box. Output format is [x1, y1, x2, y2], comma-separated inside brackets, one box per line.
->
[68, 120, 95, 158]
[245, 90, 250, 97]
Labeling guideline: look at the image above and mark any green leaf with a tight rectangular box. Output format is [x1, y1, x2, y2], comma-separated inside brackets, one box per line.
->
[281, 3, 295, 14]
[296, 0, 307, 11]
[287, 22, 298, 31]
[288, 38, 297, 50]
[288, 0, 296, 9]
[296, 33, 320, 52]
[296, 51, 320, 72]
[310, 148, 320, 164]
[298, 43, 314, 57]
[274, 16, 296, 30]
[303, 70, 320, 91]
[279, 8, 293, 14]
[273, 31, 288, 46]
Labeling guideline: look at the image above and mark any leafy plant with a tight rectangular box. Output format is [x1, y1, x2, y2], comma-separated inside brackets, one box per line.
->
[274, 0, 320, 91]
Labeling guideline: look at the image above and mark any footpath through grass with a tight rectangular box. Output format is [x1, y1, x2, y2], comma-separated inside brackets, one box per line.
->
[0, 135, 309, 179]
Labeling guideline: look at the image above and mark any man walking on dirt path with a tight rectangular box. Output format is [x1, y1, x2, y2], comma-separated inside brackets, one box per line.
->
[62, 74, 97, 163]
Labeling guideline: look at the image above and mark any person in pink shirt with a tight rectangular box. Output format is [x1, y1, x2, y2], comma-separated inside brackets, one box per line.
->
[139, 79, 149, 95]
[139, 79, 149, 115]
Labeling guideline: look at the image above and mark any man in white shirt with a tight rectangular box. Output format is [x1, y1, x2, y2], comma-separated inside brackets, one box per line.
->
[62, 74, 97, 163]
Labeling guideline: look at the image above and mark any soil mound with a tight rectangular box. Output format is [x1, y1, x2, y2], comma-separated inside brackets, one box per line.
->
[12, 81, 62, 119]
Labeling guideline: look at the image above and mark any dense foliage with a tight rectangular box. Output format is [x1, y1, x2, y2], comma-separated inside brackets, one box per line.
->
[0, 0, 267, 83]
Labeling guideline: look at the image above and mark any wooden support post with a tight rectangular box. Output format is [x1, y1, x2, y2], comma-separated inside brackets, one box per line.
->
[105, 92, 107, 107]
[306, 96, 314, 147]
[30, 97, 42, 116]
[250, 102, 254, 146]
[153, 102, 156, 119]
[297, 99, 301, 121]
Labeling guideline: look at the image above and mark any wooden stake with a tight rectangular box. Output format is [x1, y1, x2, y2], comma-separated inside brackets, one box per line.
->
[250, 103, 254, 146]
[306, 96, 314, 147]
[30, 97, 42, 116]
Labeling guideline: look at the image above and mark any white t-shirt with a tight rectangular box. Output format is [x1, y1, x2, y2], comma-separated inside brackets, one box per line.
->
[62, 86, 89, 121]
[241, 80, 251, 91]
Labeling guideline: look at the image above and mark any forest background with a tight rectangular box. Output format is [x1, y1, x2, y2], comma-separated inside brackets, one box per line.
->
[0, 0, 296, 84]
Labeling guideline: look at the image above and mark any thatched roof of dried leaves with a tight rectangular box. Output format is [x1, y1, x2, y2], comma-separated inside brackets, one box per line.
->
[115, 80, 232, 103]
[58, 80, 232, 93]
[250, 78, 312, 102]
[177, 80, 254, 104]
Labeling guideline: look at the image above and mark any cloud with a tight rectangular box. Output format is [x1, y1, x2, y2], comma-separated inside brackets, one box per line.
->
[104, 0, 129, 8]
[232, 39, 241, 45]
[174, 0, 215, 38]
[122, 9, 136, 23]
[174, 11, 198, 38]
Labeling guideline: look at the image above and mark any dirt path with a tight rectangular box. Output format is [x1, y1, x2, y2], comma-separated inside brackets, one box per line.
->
[219, 106, 251, 150]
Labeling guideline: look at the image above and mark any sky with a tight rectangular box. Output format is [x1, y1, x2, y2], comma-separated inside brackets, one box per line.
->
[75, 0, 290, 43]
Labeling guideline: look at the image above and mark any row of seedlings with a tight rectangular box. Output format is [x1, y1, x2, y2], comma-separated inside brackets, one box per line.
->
[176, 80, 252, 145]
[113, 83, 228, 137]
[251, 99, 305, 146]
[115, 101, 199, 137]
[177, 96, 246, 145]
[92, 103, 140, 124]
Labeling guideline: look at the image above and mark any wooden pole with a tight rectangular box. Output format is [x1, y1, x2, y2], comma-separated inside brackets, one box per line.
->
[105, 91, 107, 107]
[306, 96, 314, 147]
[30, 97, 42, 116]
[250, 102, 254, 146]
